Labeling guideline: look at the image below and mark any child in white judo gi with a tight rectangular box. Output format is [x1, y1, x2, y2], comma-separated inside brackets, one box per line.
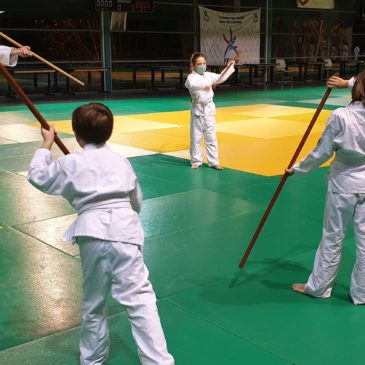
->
[185, 52, 236, 170]
[28, 103, 174, 365]
[0, 45, 31, 66]
[287, 71, 365, 304]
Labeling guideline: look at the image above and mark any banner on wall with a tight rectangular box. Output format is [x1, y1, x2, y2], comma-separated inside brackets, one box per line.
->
[199, 6, 260, 66]
[296, 0, 334, 9]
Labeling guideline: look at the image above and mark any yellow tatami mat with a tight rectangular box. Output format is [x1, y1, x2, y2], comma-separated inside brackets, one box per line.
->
[29, 104, 333, 176]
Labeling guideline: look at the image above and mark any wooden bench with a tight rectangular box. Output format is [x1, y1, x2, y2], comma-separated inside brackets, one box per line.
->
[126, 65, 186, 90]
[241, 63, 275, 84]
[62, 67, 107, 93]
[7, 68, 55, 97]
[151, 65, 186, 90]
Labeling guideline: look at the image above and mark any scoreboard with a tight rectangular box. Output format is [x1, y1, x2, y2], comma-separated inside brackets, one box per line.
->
[95, 0, 153, 12]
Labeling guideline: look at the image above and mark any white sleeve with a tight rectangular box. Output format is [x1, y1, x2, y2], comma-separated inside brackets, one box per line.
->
[124, 158, 143, 213]
[185, 76, 190, 89]
[0, 46, 17, 67]
[130, 181, 143, 213]
[27, 149, 65, 194]
[211, 64, 235, 84]
[348, 77, 355, 88]
[293, 115, 339, 175]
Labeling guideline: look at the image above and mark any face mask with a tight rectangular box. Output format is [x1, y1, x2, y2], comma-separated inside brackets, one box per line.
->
[195, 65, 206, 74]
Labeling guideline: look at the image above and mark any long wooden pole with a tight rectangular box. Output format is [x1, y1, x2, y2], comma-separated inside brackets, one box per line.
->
[239, 79, 336, 269]
[0, 31, 85, 87]
[0, 64, 70, 155]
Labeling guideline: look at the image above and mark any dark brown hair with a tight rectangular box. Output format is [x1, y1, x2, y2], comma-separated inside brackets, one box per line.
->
[189, 52, 207, 72]
[352, 71, 365, 105]
[72, 103, 113, 144]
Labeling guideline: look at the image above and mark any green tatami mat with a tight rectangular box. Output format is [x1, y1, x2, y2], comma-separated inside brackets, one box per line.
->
[0, 300, 293, 365]
[137, 172, 191, 200]
[211, 175, 328, 222]
[140, 189, 262, 239]
[0, 170, 74, 227]
[0, 227, 81, 351]
[13, 215, 80, 257]
[167, 246, 362, 365]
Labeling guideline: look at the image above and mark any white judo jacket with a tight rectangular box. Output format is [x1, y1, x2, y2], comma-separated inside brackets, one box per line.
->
[293, 101, 365, 193]
[185, 64, 235, 117]
[0, 45, 18, 67]
[28, 144, 144, 244]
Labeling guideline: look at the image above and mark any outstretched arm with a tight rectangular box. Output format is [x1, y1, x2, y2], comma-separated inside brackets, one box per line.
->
[214, 52, 240, 85]
[0, 45, 31, 67]
[326, 75, 352, 89]
[27, 124, 65, 194]
[292, 115, 338, 175]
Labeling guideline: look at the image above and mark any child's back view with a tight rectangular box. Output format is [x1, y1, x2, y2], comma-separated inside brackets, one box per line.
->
[28, 103, 174, 365]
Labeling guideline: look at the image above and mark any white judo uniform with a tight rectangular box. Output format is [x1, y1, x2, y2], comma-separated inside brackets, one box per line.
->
[0, 45, 18, 66]
[185, 64, 235, 167]
[28, 144, 174, 365]
[293, 101, 365, 304]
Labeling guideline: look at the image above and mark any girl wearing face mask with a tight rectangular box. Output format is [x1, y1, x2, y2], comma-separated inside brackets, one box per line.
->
[185, 52, 236, 169]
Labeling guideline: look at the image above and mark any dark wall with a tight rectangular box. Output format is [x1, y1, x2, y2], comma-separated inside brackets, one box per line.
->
[0, 0, 361, 62]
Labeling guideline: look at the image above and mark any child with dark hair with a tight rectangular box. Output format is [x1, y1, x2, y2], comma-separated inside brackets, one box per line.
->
[28, 103, 174, 365]
[185, 52, 236, 170]
[287, 71, 365, 304]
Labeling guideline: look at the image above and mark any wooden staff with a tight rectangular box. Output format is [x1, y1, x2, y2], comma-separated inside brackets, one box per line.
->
[239, 76, 338, 269]
[0, 31, 85, 87]
[0, 64, 70, 155]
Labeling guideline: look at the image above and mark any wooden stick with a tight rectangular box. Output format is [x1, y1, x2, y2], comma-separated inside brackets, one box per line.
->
[0, 31, 85, 87]
[0, 64, 70, 155]
[238, 76, 337, 269]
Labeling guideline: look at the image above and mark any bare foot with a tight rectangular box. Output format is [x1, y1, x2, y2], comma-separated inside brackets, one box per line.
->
[211, 165, 224, 170]
[292, 283, 306, 295]
[191, 163, 201, 169]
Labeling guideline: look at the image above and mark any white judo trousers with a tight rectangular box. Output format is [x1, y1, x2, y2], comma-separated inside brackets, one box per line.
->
[79, 237, 174, 365]
[306, 191, 365, 304]
[190, 103, 219, 166]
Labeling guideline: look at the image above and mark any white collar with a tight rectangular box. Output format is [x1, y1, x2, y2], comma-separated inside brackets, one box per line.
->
[83, 143, 107, 150]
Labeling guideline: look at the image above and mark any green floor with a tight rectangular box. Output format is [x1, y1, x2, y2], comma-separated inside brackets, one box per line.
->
[0, 86, 363, 365]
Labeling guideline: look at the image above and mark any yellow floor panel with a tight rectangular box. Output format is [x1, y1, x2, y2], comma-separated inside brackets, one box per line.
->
[29, 120, 72, 134]
[218, 132, 330, 176]
[131, 111, 191, 126]
[25, 103, 334, 176]
[233, 104, 317, 118]
[219, 104, 275, 113]
[274, 110, 333, 125]
[113, 117, 179, 132]
[215, 112, 254, 123]
[109, 127, 190, 152]
[221, 139, 331, 176]
[30, 116, 179, 135]
[216, 118, 326, 139]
